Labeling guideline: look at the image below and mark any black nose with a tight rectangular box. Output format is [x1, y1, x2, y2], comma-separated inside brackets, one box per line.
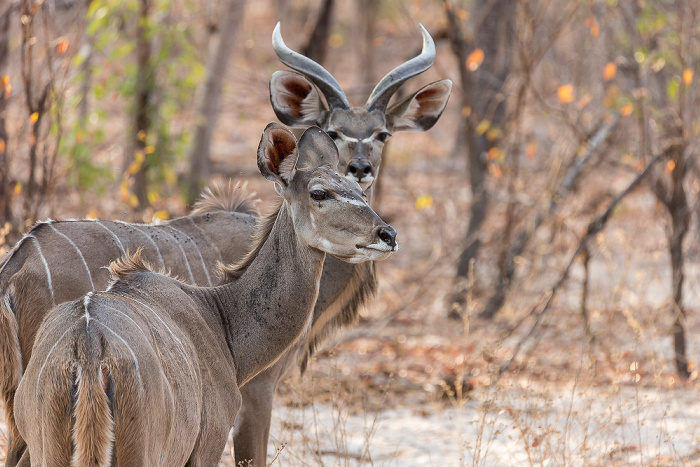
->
[348, 161, 373, 180]
[377, 226, 397, 248]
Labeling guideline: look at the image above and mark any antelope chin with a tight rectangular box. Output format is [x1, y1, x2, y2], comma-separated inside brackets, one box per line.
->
[353, 242, 398, 262]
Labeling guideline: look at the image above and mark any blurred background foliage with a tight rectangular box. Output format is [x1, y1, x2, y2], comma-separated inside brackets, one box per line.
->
[0, 0, 699, 386]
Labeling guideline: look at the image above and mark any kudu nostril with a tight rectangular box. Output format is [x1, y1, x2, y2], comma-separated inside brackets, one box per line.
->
[348, 161, 372, 179]
[377, 226, 397, 248]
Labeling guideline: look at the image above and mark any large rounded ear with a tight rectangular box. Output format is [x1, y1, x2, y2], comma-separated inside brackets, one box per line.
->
[269, 71, 328, 127]
[295, 126, 340, 172]
[386, 79, 452, 133]
[257, 123, 299, 187]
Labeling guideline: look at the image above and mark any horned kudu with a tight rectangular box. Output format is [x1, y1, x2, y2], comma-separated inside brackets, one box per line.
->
[232, 23, 452, 465]
[0, 22, 450, 466]
[0, 183, 260, 466]
[14, 124, 397, 466]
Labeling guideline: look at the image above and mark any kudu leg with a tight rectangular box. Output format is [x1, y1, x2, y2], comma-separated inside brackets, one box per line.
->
[4, 427, 27, 467]
[233, 352, 296, 467]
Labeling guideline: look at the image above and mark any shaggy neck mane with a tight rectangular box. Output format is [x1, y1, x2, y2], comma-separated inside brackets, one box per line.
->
[218, 198, 284, 282]
[192, 180, 260, 216]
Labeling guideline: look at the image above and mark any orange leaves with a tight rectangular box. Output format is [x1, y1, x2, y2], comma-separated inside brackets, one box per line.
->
[666, 160, 676, 174]
[683, 69, 694, 85]
[557, 84, 575, 104]
[526, 140, 537, 158]
[56, 37, 69, 54]
[603, 62, 617, 81]
[619, 103, 634, 116]
[1, 75, 10, 99]
[466, 48, 484, 72]
[0, 138, 5, 155]
[585, 16, 600, 37]
[29, 112, 39, 124]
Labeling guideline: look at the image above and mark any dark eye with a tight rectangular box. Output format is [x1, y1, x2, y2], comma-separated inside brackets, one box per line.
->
[326, 130, 339, 140]
[310, 189, 328, 201]
[376, 131, 391, 143]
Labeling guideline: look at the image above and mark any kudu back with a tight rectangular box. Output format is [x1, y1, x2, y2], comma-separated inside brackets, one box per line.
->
[232, 23, 452, 465]
[0, 184, 259, 466]
[14, 124, 397, 466]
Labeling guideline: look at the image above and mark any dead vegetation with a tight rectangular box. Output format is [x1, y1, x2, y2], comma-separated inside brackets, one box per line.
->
[1, 0, 700, 465]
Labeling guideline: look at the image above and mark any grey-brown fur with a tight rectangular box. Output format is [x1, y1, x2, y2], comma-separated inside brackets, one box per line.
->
[233, 24, 452, 465]
[0, 184, 258, 466]
[14, 124, 396, 466]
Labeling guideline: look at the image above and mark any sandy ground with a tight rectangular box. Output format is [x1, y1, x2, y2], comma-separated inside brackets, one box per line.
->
[3, 382, 700, 466]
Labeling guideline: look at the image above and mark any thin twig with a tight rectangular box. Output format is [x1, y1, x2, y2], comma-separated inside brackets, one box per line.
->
[498, 151, 664, 375]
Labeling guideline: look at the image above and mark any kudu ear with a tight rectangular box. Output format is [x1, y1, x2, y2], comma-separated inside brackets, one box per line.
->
[386, 79, 453, 133]
[270, 71, 327, 127]
[257, 123, 299, 188]
[295, 126, 340, 172]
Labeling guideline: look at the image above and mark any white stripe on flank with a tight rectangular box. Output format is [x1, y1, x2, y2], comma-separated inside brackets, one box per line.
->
[36, 321, 79, 402]
[168, 226, 211, 286]
[187, 217, 222, 263]
[49, 224, 96, 291]
[129, 225, 166, 270]
[29, 235, 56, 307]
[116, 294, 198, 382]
[94, 220, 126, 255]
[92, 319, 143, 396]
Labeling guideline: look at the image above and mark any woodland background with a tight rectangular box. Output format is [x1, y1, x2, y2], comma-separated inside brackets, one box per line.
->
[1, 0, 700, 465]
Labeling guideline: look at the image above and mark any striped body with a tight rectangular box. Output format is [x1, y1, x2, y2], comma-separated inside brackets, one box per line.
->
[0, 204, 257, 466]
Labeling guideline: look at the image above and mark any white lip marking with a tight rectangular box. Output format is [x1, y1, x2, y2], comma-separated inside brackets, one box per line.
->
[364, 241, 399, 252]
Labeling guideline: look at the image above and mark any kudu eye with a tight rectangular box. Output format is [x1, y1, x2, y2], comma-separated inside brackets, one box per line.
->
[310, 189, 328, 201]
[326, 130, 339, 140]
[376, 131, 391, 143]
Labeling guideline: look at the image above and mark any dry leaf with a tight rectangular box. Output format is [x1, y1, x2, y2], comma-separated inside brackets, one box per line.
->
[557, 84, 575, 104]
[620, 103, 634, 116]
[683, 68, 694, 85]
[56, 37, 69, 54]
[466, 48, 484, 72]
[603, 62, 616, 81]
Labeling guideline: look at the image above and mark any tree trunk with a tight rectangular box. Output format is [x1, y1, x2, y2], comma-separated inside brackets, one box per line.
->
[667, 143, 690, 379]
[301, 0, 334, 64]
[126, 0, 153, 209]
[0, 3, 12, 227]
[445, 0, 515, 314]
[185, 0, 246, 204]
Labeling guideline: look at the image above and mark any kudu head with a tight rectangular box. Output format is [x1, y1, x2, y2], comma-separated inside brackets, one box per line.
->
[270, 22, 452, 193]
[258, 123, 397, 262]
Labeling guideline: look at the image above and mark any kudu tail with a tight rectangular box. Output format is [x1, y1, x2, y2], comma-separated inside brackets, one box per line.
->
[71, 362, 114, 467]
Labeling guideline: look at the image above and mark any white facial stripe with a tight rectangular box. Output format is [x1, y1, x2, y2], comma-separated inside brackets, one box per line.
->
[338, 196, 368, 208]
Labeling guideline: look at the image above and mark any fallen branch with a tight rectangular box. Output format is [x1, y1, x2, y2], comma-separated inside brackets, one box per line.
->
[498, 151, 664, 375]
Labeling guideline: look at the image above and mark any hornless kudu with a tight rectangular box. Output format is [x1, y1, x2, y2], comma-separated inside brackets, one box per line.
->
[232, 23, 452, 464]
[14, 124, 397, 466]
[0, 183, 260, 466]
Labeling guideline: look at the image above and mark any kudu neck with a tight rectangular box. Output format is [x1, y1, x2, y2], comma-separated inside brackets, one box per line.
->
[214, 202, 326, 386]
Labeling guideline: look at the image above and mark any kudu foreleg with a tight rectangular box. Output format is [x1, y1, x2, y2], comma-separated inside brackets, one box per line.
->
[233, 351, 296, 467]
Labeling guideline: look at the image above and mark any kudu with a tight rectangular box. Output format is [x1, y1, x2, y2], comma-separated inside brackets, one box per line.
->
[14, 124, 397, 466]
[232, 23, 452, 465]
[0, 183, 260, 466]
